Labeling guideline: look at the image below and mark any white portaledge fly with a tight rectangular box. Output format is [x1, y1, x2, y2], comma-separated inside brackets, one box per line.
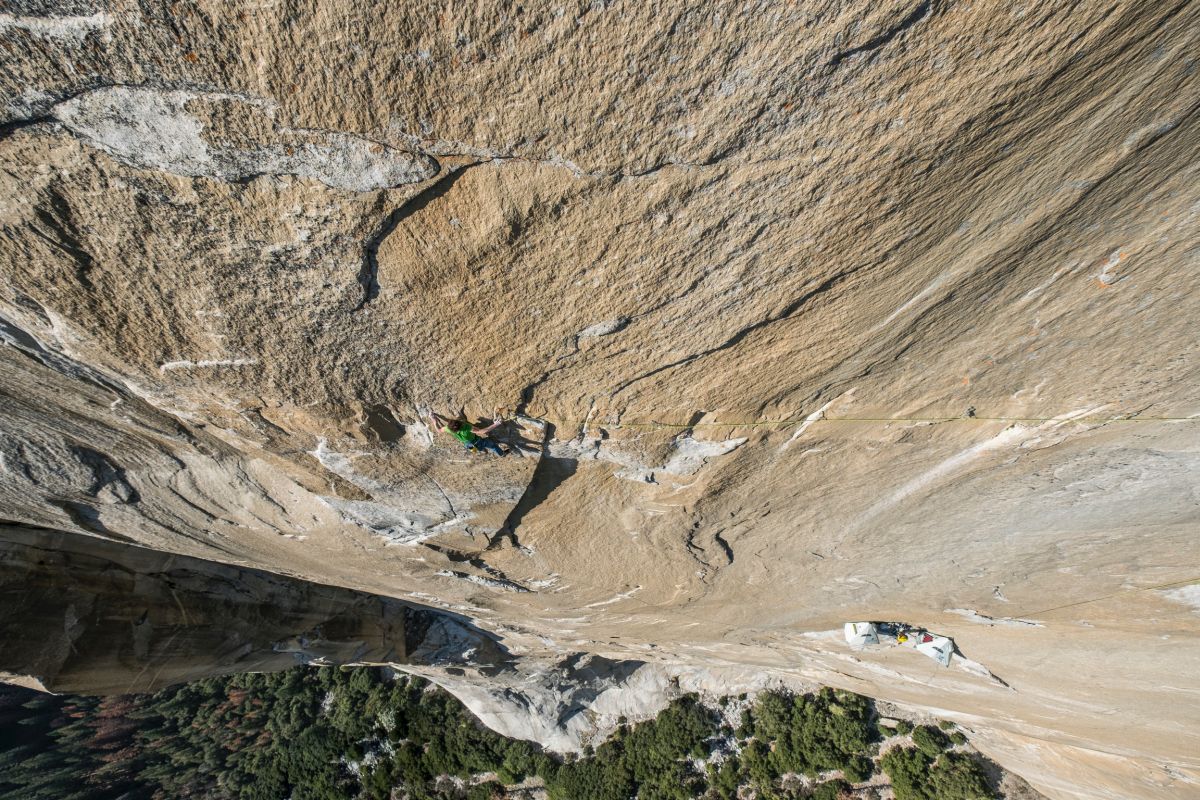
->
[844, 621, 955, 667]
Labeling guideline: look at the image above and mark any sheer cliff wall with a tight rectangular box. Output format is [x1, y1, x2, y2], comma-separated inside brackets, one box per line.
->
[1, 3, 1199, 798]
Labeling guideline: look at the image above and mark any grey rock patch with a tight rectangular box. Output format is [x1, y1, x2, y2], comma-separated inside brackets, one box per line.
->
[319, 497, 451, 547]
[553, 431, 746, 482]
[51, 86, 437, 191]
[578, 317, 629, 338]
[0, 12, 111, 43]
[434, 570, 530, 594]
[661, 434, 748, 476]
[2, 88, 57, 122]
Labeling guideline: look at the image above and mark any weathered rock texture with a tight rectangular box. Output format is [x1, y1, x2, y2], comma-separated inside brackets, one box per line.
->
[1, 2, 1199, 798]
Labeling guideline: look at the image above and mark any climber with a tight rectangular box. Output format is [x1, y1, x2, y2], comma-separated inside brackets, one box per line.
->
[427, 411, 510, 456]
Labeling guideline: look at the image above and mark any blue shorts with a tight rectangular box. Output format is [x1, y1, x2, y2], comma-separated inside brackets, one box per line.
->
[465, 437, 505, 456]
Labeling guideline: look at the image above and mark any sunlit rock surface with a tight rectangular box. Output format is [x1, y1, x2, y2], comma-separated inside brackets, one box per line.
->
[2, 3, 1199, 798]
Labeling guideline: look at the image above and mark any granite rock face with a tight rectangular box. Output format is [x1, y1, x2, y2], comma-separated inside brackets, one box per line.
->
[2, 3, 1199, 798]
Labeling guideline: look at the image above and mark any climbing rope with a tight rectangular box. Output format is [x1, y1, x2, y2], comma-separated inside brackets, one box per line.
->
[551, 414, 1199, 431]
[1015, 575, 1200, 618]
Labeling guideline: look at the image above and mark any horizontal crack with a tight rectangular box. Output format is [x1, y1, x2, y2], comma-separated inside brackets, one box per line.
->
[401, 142, 725, 180]
[828, 0, 934, 70]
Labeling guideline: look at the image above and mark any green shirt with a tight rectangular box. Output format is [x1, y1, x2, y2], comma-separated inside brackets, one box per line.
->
[449, 422, 478, 445]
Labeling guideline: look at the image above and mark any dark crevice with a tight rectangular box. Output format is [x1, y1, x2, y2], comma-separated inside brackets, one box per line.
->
[354, 163, 479, 311]
[31, 187, 96, 290]
[517, 352, 575, 412]
[618, 155, 724, 179]
[827, 1, 934, 69]
[712, 531, 734, 565]
[491, 423, 573, 543]
[684, 521, 734, 577]
[422, 543, 516, 585]
[421, 150, 722, 180]
[0, 116, 52, 142]
[351, 151, 718, 316]
[686, 522, 729, 573]
[684, 522, 705, 563]
[517, 318, 634, 411]
[613, 269, 850, 395]
[517, 371, 552, 413]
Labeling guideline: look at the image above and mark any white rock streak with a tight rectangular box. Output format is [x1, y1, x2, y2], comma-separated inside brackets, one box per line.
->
[780, 399, 836, 451]
[872, 271, 950, 331]
[851, 407, 1108, 533]
[585, 586, 643, 608]
[661, 434, 748, 476]
[1163, 584, 1200, 613]
[159, 358, 258, 372]
[0, 13, 111, 42]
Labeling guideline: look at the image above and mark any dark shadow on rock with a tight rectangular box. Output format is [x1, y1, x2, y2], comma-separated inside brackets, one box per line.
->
[970, 748, 1042, 798]
[361, 405, 405, 443]
[70, 445, 139, 503]
[491, 423, 575, 547]
[51, 500, 134, 542]
[492, 418, 545, 455]
[0, 523, 513, 694]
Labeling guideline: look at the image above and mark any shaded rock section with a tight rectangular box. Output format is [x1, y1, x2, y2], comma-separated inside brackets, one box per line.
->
[0, 523, 507, 695]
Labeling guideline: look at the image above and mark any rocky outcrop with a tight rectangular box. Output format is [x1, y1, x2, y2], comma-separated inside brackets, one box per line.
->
[0, 522, 509, 694]
[2, 3, 1199, 798]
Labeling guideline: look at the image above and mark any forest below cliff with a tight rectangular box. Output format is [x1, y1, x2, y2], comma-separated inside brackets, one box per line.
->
[0, 666, 999, 800]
